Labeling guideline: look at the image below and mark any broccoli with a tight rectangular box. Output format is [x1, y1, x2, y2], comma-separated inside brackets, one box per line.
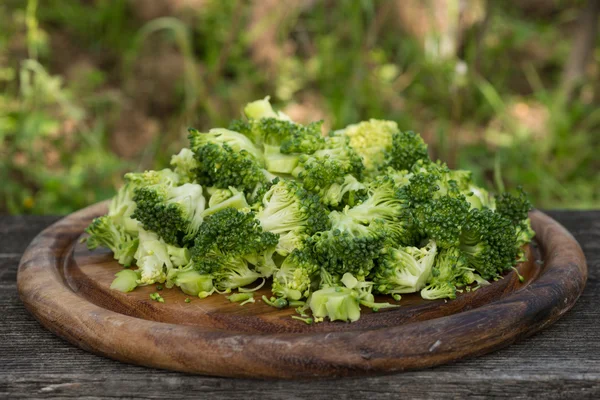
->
[170, 148, 199, 184]
[189, 127, 264, 164]
[204, 186, 249, 215]
[132, 182, 206, 246]
[337, 119, 429, 173]
[244, 96, 291, 121]
[133, 229, 173, 285]
[386, 130, 429, 171]
[258, 118, 325, 174]
[495, 186, 535, 246]
[85, 96, 536, 324]
[336, 119, 399, 171]
[256, 179, 330, 255]
[191, 208, 279, 283]
[459, 208, 520, 280]
[188, 128, 267, 192]
[310, 210, 387, 278]
[420, 247, 487, 300]
[372, 240, 437, 294]
[86, 216, 139, 267]
[291, 136, 366, 206]
[309, 272, 398, 322]
[272, 249, 320, 301]
[109, 269, 140, 293]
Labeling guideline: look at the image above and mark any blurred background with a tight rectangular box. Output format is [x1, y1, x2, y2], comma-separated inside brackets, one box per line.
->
[0, 0, 598, 215]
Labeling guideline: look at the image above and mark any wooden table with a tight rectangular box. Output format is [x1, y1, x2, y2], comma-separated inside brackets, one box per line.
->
[1, 211, 599, 399]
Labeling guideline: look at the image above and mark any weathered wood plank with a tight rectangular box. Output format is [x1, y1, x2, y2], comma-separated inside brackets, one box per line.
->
[0, 216, 61, 254]
[1, 210, 599, 398]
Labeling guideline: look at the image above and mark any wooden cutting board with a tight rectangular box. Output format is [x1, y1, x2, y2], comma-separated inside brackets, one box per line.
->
[17, 202, 587, 379]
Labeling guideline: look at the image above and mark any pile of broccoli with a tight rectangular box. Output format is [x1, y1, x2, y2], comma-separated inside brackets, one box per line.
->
[86, 97, 534, 323]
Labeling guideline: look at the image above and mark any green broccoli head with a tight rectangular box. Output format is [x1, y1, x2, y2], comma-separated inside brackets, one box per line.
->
[170, 148, 200, 184]
[386, 130, 429, 171]
[107, 182, 140, 234]
[337, 119, 399, 171]
[191, 142, 268, 193]
[412, 195, 471, 249]
[495, 186, 532, 226]
[372, 240, 438, 294]
[291, 136, 366, 206]
[260, 118, 324, 154]
[132, 182, 206, 246]
[420, 247, 483, 300]
[85, 215, 139, 267]
[190, 208, 279, 275]
[189, 128, 264, 164]
[133, 229, 173, 285]
[459, 208, 520, 279]
[256, 179, 330, 246]
[309, 211, 387, 278]
[272, 249, 320, 301]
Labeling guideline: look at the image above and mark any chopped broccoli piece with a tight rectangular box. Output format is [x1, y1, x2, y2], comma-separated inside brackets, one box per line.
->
[134, 229, 173, 285]
[310, 210, 387, 278]
[386, 130, 429, 171]
[373, 240, 438, 294]
[420, 247, 486, 300]
[132, 182, 206, 246]
[256, 179, 330, 255]
[86, 216, 139, 267]
[272, 249, 320, 301]
[170, 148, 199, 184]
[109, 269, 139, 293]
[459, 208, 520, 280]
[191, 208, 279, 284]
[337, 119, 399, 171]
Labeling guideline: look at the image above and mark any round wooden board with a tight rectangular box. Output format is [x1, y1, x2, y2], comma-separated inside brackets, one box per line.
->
[17, 202, 587, 379]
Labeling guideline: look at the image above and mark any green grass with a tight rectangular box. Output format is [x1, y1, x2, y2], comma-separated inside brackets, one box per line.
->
[0, 0, 598, 214]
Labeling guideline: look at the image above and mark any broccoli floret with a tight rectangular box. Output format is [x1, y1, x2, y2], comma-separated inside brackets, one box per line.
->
[244, 96, 291, 121]
[321, 174, 367, 208]
[263, 143, 301, 174]
[260, 118, 324, 153]
[109, 269, 140, 293]
[191, 142, 267, 193]
[189, 127, 264, 164]
[399, 162, 471, 248]
[291, 136, 365, 206]
[132, 182, 206, 246]
[256, 179, 330, 255]
[309, 272, 398, 322]
[459, 208, 520, 279]
[336, 119, 399, 171]
[191, 208, 279, 280]
[86, 216, 139, 267]
[272, 249, 320, 301]
[372, 240, 437, 294]
[125, 168, 180, 188]
[310, 210, 387, 278]
[107, 182, 140, 234]
[412, 195, 470, 249]
[134, 229, 173, 285]
[204, 186, 249, 215]
[173, 269, 214, 297]
[420, 247, 486, 300]
[170, 148, 199, 184]
[337, 119, 429, 173]
[386, 130, 429, 171]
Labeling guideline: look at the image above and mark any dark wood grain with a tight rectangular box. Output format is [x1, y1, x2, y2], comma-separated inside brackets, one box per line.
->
[0, 210, 598, 398]
[14, 202, 587, 379]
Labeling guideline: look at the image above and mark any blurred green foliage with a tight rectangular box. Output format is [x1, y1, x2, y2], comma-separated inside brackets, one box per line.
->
[0, 0, 598, 214]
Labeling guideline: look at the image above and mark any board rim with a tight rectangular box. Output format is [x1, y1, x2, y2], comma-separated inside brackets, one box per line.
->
[17, 202, 588, 379]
